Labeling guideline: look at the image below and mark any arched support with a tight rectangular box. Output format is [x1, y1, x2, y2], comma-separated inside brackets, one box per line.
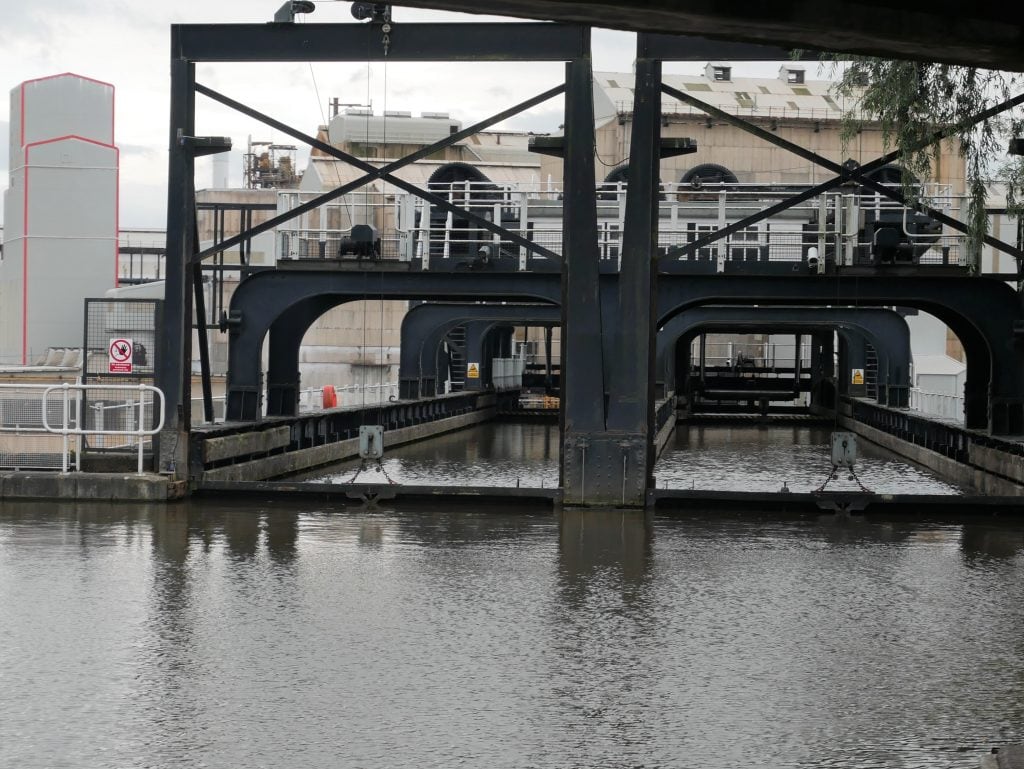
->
[266, 296, 337, 416]
[225, 270, 561, 421]
[397, 303, 560, 399]
[656, 307, 912, 410]
[657, 275, 1020, 433]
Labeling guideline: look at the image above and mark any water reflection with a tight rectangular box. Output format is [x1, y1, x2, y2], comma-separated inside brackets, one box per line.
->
[659, 424, 964, 494]
[2, 501, 1024, 768]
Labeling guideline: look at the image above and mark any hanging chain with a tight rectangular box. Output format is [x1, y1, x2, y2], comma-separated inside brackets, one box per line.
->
[381, 21, 391, 57]
[348, 456, 395, 487]
[815, 464, 872, 493]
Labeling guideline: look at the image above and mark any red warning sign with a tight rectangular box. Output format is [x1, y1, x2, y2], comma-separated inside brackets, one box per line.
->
[108, 338, 133, 374]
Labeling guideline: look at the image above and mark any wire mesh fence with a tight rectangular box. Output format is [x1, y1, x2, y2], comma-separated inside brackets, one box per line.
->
[83, 299, 163, 451]
[0, 384, 78, 470]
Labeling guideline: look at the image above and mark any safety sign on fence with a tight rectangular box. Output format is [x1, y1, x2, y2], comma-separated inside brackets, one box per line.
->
[108, 338, 134, 374]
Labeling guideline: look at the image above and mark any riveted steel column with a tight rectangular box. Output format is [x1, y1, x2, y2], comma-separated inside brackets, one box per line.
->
[560, 55, 608, 505]
[157, 30, 195, 477]
[569, 53, 661, 506]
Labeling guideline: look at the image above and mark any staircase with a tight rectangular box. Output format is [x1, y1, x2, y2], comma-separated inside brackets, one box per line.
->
[865, 345, 879, 401]
[446, 325, 467, 391]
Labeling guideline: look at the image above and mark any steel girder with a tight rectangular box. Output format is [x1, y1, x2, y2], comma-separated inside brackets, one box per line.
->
[231, 270, 1022, 431]
[160, 20, 591, 478]
[398, 304, 561, 399]
[656, 307, 912, 408]
[655, 274, 1023, 433]
[226, 270, 563, 420]
[385, 3, 1024, 72]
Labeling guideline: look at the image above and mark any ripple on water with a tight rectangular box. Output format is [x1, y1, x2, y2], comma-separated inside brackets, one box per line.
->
[0, 504, 1022, 768]
[301, 422, 963, 495]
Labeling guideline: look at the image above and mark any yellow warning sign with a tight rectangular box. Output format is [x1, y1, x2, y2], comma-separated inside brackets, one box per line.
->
[851, 368, 865, 386]
[466, 362, 480, 379]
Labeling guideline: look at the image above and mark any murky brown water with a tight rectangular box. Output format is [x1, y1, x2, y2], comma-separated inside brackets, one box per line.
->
[1, 501, 1022, 768]
[306, 422, 964, 495]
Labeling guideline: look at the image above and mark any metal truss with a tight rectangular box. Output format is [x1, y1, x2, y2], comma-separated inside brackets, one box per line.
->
[159, 18, 591, 473]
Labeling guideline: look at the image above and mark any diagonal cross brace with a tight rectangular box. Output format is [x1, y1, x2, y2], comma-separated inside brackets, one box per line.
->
[662, 82, 1024, 262]
[192, 82, 566, 264]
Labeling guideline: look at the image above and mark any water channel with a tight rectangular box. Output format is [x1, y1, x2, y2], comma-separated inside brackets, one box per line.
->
[3, 423, 1015, 768]
[306, 422, 965, 495]
[1, 501, 1022, 768]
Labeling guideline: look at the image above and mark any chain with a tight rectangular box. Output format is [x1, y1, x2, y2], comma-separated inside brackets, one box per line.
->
[346, 457, 397, 485]
[815, 464, 872, 493]
[381, 22, 391, 56]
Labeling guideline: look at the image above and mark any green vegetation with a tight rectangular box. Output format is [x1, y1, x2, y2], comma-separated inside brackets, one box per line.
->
[830, 58, 1024, 267]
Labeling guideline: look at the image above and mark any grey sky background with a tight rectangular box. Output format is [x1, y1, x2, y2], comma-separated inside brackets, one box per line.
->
[0, 0, 813, 227]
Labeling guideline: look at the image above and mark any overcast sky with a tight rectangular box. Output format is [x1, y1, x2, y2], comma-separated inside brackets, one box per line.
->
[0, 0, 811, 228]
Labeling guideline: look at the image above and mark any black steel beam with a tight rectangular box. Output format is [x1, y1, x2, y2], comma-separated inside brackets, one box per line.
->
[225, 270, 565, 420]
[157, 38, 196, 477]
[638, 34, 819, 61]
[655, 274, 1024, 433]
[606, 54, 660, 499]
[560, 56, 607, 504]
[194, 84, 559, 262]
[174, 22, 589, 62]
[385, 1, 1024, 72]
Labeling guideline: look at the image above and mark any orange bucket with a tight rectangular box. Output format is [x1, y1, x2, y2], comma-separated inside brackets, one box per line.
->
[322, 385, 337, 408]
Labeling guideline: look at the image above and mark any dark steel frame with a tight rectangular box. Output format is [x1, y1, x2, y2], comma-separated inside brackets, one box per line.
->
[160, 19, 590, 475]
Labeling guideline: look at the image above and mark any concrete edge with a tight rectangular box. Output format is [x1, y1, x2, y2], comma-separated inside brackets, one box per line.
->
[0, 472, 175, 502]
[201, 407, 498, 484]
[838, 415, 1024, 497]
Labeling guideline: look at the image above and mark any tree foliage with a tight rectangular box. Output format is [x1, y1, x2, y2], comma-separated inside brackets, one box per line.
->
[829, 58, 1024, 267]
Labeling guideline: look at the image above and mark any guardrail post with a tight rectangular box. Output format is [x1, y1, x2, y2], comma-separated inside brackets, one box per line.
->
[61, 383, 70, 474]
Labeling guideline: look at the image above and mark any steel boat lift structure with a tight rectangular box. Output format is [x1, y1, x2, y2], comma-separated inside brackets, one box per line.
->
[159, 8, 1024, 506]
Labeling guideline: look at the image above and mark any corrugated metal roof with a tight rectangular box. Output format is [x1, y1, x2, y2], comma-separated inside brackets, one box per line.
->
[595, 70, 864, 122]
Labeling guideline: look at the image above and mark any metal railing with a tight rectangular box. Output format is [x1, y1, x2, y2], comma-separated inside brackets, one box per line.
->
[298, 383, 400, 411]
[272, 180, 979, 270]
[43, 383, 165, 474]
[692, 340, 813, 369]
[0, 384, 75, 471]
[0, 382, 164, 474]
[908, 387, 965, 423]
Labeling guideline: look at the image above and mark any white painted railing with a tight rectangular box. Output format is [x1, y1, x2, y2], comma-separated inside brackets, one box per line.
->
[42, 383, 165, 474]
[0, 382, 164, 474]
[299, 383, 400, 411]
[908, 387, 964, 423]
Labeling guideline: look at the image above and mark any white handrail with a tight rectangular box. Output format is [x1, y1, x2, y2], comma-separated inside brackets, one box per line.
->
[41, 383, 165, 474]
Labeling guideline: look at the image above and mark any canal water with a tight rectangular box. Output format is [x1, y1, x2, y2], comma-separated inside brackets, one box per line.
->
[1, 501, 1022, 768]
[306, 422, 964, 494]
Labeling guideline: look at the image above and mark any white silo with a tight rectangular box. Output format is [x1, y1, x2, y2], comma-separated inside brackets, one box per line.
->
[0, 73, 119, 365]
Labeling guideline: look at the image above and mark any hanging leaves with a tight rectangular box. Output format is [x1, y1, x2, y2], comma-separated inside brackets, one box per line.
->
[828, 57, 1024, 269]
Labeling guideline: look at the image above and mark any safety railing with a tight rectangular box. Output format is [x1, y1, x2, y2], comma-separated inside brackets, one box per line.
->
[0, 382, 164, 474]
[0, 384, 75, 471]
[908, 387, 965, 423]
[298, 383, 400, 411]
[691, 340, 813, 370]
[272, 180, 982, 271]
